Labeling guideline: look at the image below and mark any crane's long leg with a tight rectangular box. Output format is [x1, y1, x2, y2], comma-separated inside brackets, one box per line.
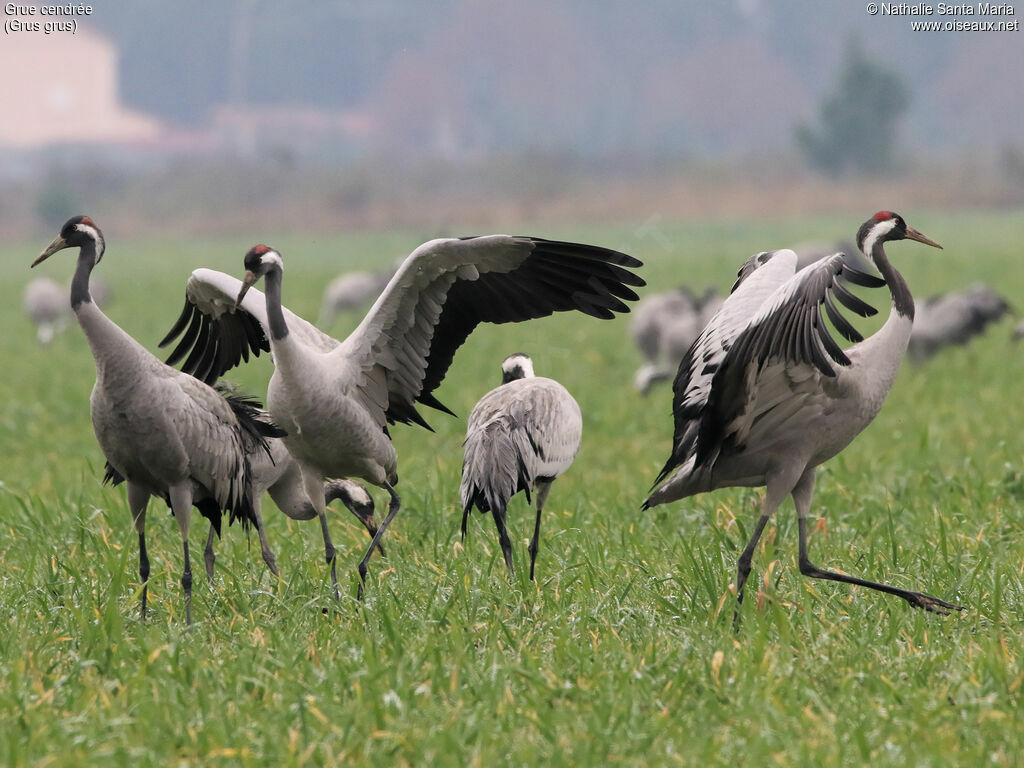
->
[251, 496, 279, 577]
[491, 504, 515, 576]
[204, 524, 217, 580]
[202, 496, 277, 578]
[127, 482, 150, 620]
[301, 469, 339, 601]
[795, 473, 963, 615]
[528, 482, 553, 581]
[357, 482, 400, 600]
[735, 473, 795, 605]
[168, 485, 194, 626]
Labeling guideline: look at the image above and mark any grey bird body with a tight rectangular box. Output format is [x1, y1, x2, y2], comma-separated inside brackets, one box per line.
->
[645, 212, 960, 615]
[461, 354, 581, 579]
[318, 269, 394, 329]
[34, 216, 272, 624]
[909, 283, 1011, 361]
[160, 236, 643, 597]
[632, 287, 721, 394]
[159, 269, 381, 581]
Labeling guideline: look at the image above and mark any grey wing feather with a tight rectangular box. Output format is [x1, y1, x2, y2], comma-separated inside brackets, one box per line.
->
[160, 268, 339, 384]
[697, 254, 882, 465]
[334, 236, 642, 431]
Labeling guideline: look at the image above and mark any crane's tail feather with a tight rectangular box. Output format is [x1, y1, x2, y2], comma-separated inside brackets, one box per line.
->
[460, 422, 533, 517]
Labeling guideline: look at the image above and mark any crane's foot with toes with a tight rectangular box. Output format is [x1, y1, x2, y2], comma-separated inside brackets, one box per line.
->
[903, 592, 964, 615]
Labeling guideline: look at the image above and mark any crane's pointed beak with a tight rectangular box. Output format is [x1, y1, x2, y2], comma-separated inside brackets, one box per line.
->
[235, 270, 258, 309]
[32, 235, 69, 267]
[905, 226, 942, 249]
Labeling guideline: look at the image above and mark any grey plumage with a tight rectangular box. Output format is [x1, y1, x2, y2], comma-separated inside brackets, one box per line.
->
[631, 286, 722, 394]
[908, 283, 1011, 361]
[460, 354, 582, 580]
[158, 273, 382, 581]
[645, 212, 961, 615]
[33, 216, 277, 625]
[318, 269, 395, 329]
[160, 236, 644, 598]
[24, 274, 111, 345]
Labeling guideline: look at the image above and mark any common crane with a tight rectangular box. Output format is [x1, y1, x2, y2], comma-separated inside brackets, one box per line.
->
[631, 287, 722, 394]
[33, 216, 280, 624]
[318, 269, 395, 329]
[24, 273, 111, 345]
[644, 212, 962, 615]
[460, 353, 582, 580]
[160, 236, 643, 598]
[157, 275, 386, 583]
[908, 283, 1011, 361]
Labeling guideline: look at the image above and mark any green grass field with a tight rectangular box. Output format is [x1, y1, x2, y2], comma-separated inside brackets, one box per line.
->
[1, 210, 1022, 766]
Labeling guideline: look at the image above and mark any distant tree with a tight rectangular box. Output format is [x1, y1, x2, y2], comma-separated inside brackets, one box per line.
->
[795, 39, 909, 176]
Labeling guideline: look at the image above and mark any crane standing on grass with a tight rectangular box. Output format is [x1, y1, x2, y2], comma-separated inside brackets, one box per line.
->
[32, 216, 281, 625]
[460, 353, 582, 580]
[644, 211, 963, 614]
[160, 236, 643, 598]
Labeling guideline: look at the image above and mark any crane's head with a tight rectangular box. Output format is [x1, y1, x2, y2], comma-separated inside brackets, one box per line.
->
[501, 352, 535, 383]
[236, 245, 283, 308]
[856, 211, 942, 258]
[33, 215, 106, 268]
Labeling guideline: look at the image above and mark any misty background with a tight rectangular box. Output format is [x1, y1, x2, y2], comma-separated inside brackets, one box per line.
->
[3, 0, 1022, 238]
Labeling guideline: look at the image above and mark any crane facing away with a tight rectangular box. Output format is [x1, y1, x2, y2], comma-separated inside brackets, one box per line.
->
[160, 236, 643, 598]
[460, 353, 582, 580]
[33, 217, 281, 624]
[644, 211, 962, 615]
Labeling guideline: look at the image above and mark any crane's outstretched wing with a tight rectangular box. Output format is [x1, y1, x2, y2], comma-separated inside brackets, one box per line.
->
[333, 236, 643, 430]
[159, 268, 338, 385]
[697, 253, 885, 466]
[652, 250, 799, 486]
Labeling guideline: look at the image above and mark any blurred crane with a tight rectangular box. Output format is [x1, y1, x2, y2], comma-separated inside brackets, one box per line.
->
[318, 268, 394, 329]
[460, 353, 582, 580]
[160, 236, 643, 598]
[33, 216, 279, 624]
[631, 286, 722, 394]
[908, 283, 1011, 361]
[24, 274, 112, 345]
[644, 212, 962, 615]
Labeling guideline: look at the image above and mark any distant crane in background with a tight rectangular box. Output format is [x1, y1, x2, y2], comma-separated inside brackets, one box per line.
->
[460, 353, 582, 580]
[24, 274, 111, 345]
[644, 211, 962, 614]
[160, 236, 643, 598]
[908, 283, 1011, 361]
[318, 268, 395, 329]
[631, 286, 721, 394]
[32, 216, 280, 625]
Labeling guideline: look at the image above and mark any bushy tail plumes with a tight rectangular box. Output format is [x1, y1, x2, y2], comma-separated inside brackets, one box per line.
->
[460, 420, 535, 518]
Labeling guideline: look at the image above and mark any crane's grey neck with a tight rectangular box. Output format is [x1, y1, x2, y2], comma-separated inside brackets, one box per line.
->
[263, 269, 290, 340]
[869, 240, 914, 320]
[71, 242, 98, 310]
